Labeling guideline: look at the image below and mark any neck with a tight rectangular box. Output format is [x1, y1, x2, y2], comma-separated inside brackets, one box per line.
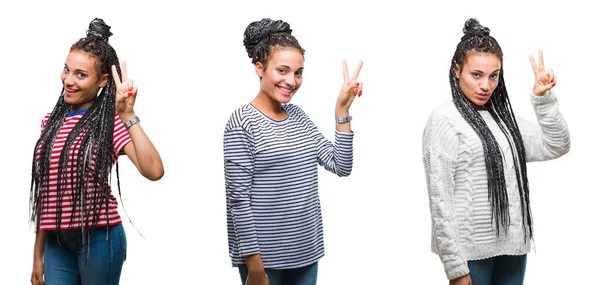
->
[69, 99, 95, 113]
[251, 91, 286, 119]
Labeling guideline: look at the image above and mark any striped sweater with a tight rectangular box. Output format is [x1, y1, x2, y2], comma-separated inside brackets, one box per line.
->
[223, 103, 354, 269]
[38, 110, 131, 230]
[422, 90, 570, 280]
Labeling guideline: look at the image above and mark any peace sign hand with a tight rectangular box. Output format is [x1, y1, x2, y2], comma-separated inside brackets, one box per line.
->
[337, 60, 364, 111]
[529, 50, 556, 97]
[111, 60, 138, 114]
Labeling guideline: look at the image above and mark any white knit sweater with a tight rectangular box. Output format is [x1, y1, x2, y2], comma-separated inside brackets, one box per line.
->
[422, 90, 570, 280]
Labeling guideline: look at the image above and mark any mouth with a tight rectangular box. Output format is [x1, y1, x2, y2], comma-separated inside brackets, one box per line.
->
[475, 92, 489, 99]
[277, 85, 295, 95]
[64, 87, 80, 96]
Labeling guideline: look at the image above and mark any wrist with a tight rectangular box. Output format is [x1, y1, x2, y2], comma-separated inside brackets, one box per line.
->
[119, 112, 136, 122]
[335, 108, 349, 118]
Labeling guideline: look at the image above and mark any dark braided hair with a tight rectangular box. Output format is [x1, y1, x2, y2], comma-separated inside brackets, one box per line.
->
[450, 18, 533, 241]
[30, 18, 124, 249]
[243, 18, 305, 67]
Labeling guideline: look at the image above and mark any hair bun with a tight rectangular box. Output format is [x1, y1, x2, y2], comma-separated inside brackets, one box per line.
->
[86, 18, 112, 42]
[243, 18, 292, 58]
[461, 18, 490, 41]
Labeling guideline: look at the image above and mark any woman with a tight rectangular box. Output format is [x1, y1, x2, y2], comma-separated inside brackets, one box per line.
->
[223, 18, 363, 285]
[29, 18, 164, 285]
[422, 19, 570, 285]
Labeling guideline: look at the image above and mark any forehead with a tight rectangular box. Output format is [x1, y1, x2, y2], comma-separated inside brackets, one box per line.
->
[66, 50, 98, 71]
[268, 47, 304, 67]
[464, 52, 501, 70]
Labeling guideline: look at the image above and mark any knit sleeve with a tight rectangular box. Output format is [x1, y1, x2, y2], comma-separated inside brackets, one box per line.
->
[298, 107, 353, 177]
[517, 90, 570, 162]
[422, 114, 469, 280]
[224, 123, 260, 257]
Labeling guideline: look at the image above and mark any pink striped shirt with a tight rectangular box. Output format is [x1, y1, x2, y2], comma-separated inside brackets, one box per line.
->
[37, 111, 131, 231]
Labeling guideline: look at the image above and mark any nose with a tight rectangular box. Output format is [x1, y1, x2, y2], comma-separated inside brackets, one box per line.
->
[63, 73, 76, 86]
[480, 78, 490, 92]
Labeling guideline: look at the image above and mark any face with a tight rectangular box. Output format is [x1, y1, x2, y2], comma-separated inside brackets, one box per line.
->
[456, 52, 501, 108]
[256, 48, 304, 104]
[61, 50, 108, 111]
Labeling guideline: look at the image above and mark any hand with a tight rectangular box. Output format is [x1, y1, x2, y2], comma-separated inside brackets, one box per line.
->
[336, 60, 364, 113]
[529, 50, 556, 96]
[30, 259, 44, 285]
[450, 274, 472, 285]
[246, 270, 269, 285]
[111, 60, 138, 115]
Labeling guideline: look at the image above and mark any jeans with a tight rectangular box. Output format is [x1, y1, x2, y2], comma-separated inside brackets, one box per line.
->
[239, 262, 318, 285]
[44, 224, 127, 285]
[467, 254, 527, 285]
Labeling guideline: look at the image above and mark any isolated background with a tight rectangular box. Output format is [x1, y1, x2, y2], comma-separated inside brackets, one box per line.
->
[1, 0, 597, 283]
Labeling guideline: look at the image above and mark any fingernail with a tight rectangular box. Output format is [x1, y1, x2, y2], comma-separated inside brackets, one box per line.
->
[127, 91, 133, 96]
[552, 82, 556, 87]
[358, 90, 362, 97]
[355, 83, 360, 87]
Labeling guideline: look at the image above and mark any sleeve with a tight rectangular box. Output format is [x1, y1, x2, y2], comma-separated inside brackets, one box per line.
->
[113, 113, 132, 155]
[516, 90, 570, 162]
[224, 125, 260, 257]
[301, 110, 353, 177]
[422, 116, 470, 280]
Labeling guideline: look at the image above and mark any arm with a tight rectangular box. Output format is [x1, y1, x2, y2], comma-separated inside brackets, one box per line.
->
[521, 50, 570, 162]
[311, 119, 354, 177]
[121, 113, 164, 181]
[224, 126, 261, 261]
[31, 220, 45, 284]
[110, 61, 164, 181]
[423, 118, 469, 280]
[518, 90, 570, 162]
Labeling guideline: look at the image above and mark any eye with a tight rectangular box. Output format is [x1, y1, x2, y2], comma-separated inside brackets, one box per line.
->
[77, 73, 86, 79]
[472, 73, 481, 78]
[278, 69, 286, 74]
[63, 66, 69, 73]
[295, 71, 303, 78]
[490, 74, 499, 80]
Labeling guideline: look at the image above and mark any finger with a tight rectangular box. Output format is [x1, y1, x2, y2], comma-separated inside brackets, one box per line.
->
[127, 79, 134, 91]
[130, 87, 138, 97]
[538, 50, 545, 72]
[342, 60, 349, 81]
[548, 68, 555, 83]
[358, 82, 363, 97]
[351, 61, 364, 81]
[528, 55, 538, 75]
[121, 60, 128, 83]
[111, 65, 121, 85]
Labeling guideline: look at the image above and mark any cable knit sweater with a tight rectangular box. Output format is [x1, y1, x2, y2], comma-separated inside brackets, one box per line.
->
[422, 90, 570, 280]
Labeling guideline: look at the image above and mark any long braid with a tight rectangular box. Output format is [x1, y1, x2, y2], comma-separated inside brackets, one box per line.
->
[450, 18, 533, 240]
[30, 18, 124, 252]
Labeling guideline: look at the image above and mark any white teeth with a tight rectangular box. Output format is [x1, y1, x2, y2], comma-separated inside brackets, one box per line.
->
[278, 87, 293, 93]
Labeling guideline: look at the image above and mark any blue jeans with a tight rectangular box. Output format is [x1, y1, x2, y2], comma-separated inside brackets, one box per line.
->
[468, 254, 527, 285]
[44, 224, 127, 285]
[238, 262, 318, 285]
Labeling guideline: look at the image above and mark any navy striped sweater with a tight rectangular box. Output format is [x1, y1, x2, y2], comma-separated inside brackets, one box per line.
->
[224, 103, 354, 269]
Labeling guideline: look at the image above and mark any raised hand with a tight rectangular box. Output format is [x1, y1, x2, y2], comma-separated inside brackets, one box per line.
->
[336, 60, 364, 112]
[111, 60, 138, 114]
[529, 50, 556, 96]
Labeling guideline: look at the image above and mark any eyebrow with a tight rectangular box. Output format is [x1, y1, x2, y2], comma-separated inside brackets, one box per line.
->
[64, 63, 89, 73]
[472, 68, 500, 73]
[276, 64, 304, 70]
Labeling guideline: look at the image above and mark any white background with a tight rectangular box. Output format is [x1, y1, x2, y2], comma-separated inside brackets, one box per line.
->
[1, 0, 598, 284]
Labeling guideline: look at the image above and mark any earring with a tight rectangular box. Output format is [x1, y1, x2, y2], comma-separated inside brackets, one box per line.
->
[96, 87, 103, 97]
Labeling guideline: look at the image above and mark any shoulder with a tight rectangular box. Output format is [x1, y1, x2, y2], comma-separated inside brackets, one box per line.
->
[225, 104, 255, 131]
[40, 112, 53, 129]
[423, 101, 461, 150]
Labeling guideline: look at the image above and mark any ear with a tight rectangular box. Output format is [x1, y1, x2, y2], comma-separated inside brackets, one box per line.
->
[255, 62, 265, 79]
[455, 64, 461, 79]
[99, 73, 109, 88]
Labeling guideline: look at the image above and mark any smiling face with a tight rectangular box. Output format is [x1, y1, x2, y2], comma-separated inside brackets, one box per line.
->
[61, 50, 108, 112]
[255, 47, 304, 104]
[456, 52, 501, 108]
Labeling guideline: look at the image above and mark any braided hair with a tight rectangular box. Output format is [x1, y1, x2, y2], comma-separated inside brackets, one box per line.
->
[243, 18, 305, 67]
[30, 18, 124, 247]
[450, 18, 533, 241]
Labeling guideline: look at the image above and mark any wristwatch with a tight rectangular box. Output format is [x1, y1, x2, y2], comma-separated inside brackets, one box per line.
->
[335, 115, 352, 124]
[124, 116, 140, 129]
